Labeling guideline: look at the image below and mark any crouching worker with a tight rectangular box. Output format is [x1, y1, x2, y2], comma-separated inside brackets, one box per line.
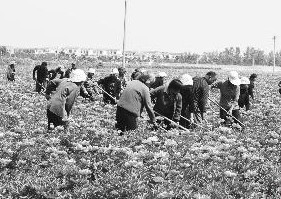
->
[211, 71, 241, 126]
[80, 68, 99, 101]
[150, 79, 183, 130]
[45, 69, 87, 130]
[116, 72, 156, 132]
[98, 68, 122, 105]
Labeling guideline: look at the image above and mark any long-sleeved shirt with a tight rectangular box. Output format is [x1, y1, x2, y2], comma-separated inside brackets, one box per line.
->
[248, 80, 255, 99]
[46, 79, 81, 119]
[117, 80, 155, 122]
[150, 85, 182, 122]
[192, 76, 209, 113]
[212, 80, 240, 110]
[33, 65, 49, 82]
[180, 85, 195, 113]
[81, 78, 99, 98]
[98, 75, 122, 99]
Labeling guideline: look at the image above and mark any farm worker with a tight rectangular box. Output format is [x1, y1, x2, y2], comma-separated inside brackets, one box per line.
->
[45, 69, 87, 130]
[211, 71, 241, 125]
[80, 68, 99, 101]
[116, 72, 156, 132]
[131, 67, 146, 80]
[118, 66, 128, 90]
[192, 71, 217, 123]
[65, 63, 77, 78]
[48, 65, 66, 80]
[33, 61, 49, 93]
[7, 61, 16, 81]
[150, 72, 167, 89]
[150, 79, 183, 130]
[238, 77, 250, 111]
[248, 73, 257, 100]
[97, 68, 122, 105]
[179, 74, 195, 129]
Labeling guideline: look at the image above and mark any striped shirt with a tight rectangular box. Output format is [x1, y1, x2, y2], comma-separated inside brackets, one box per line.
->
[192, 77, 209, 113]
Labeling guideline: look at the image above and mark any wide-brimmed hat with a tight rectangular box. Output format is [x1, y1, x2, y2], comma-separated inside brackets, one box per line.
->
[88, 68, 96, 74]
[179, 73, 193, 85]
[111, 68, 119, 74]
[70, 69, 87, 82]
[228, 71, 241, 85]
[157, 72, 167, 78]
[240, 76, 250, 85]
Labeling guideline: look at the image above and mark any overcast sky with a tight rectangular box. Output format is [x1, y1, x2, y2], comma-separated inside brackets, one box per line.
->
[1, 0, 280, 53]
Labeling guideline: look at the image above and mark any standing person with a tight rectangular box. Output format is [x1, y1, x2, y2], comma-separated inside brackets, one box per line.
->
[192, 71, 217, 123]
[238, 77, 250, 111]
[150, 79, 183, 130]
[65, 63, 77, 78]
[151, 72, 167, 89]
[48, 65, 66, 80]
[81, 68, 99, 101]
[45, 69, 87, 130]
[97, 68, 122, 105]
[33, 62, 49, 93]
[7, 61, 16, 81]
[211, 71, 241, 125]
[116, 72, 156, 132]
[248, 73, 257, 100]
[179, 74, 195, 129]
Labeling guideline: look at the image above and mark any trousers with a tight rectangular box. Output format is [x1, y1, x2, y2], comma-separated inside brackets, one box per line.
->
[115, 106, 138, 132]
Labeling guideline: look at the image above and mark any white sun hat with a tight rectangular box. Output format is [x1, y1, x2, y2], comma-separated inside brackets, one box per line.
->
[111, 68, 119, 74]
[70, 69, 87, 82]
[240, 76, 250, 85]
[179, 73, 193, 85]
[157, 72, 167, 77]
[10, 61, 16, 65]
[228, 71, 241, 85]
[88, 68, 96, 74]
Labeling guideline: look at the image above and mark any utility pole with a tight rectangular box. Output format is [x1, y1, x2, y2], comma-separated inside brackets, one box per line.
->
[273, 36, 276, 73]
[122, 0, 127, 68]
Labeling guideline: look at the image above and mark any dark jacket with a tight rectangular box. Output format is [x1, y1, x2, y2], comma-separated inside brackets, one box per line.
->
[98, 75, 122, 103]
[248, 80, 255, 99]
[150, 85, 182, 122]
[150, 77, 165, 89]
[33, 65, 49, 82]
[49, 68, 65, 80]
[180, 85, 195, 114]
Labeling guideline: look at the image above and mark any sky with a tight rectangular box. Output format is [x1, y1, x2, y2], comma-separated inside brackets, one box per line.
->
[1, 0, 281, 54]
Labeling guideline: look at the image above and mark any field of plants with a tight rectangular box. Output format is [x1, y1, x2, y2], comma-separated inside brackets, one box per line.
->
[1, 61, 281, 198]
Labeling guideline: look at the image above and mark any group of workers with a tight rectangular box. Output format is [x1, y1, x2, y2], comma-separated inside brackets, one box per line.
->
[6, 61, 259, 133]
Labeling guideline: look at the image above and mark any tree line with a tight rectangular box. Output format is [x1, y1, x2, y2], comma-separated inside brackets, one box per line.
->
[173, 47, 281, 66]
[1, 46, 281, 66]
